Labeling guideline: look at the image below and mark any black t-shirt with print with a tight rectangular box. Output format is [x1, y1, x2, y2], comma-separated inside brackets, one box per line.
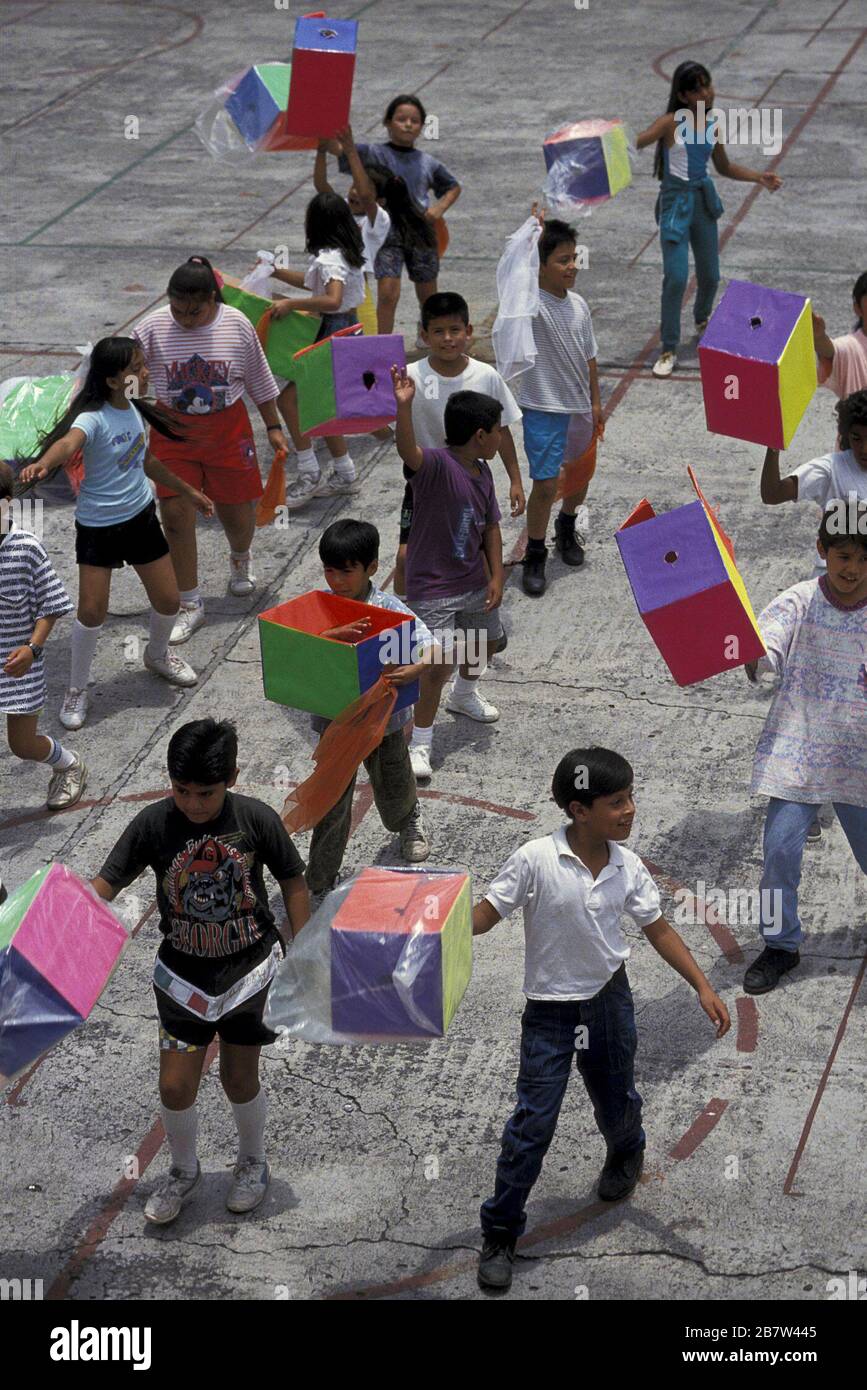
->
[99, 792, 305, 992]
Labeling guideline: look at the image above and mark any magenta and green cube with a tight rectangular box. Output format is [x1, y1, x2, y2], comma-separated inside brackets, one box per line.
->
[258, 589, 419, 720]
[0, 863, 127, 1087]
[217, 276, 319, 379]
[293, 328, 406, 436]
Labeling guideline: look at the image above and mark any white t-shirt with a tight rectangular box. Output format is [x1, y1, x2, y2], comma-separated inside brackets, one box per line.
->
[792, 450, 867, 572]
[304, 249, 365, 311]
[355, 206, 391, 275]
[513, 289, 598, 413]
[407, 356, 523, 448]
[484, 828, 662, 1001]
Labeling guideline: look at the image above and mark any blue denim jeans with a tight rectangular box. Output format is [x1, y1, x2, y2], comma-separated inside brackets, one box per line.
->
[480, 965, 645, 1239]
[759, 799, 867, 952]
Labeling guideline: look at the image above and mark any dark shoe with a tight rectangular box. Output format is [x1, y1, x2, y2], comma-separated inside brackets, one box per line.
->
[554, 514, 585, 567]
[478, 1232, 517, 1291]
[598, 1143, 645, 1201]
[743, 946, 800, 995]
[807, 821, 822, 842]
[521, 547, 547, 596]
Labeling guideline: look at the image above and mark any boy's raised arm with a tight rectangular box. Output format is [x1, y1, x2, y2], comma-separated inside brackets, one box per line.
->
[760, 447, 797, 504]
[391, 365, 424, 471]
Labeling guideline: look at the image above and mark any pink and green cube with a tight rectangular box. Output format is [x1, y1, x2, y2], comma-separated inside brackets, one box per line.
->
[293, 329, 406, 436]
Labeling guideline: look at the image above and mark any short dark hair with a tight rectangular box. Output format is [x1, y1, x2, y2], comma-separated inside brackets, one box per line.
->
[818, 499, 867, 554]
[539, 218, 577, 266]
[319, 518, 379, 570]
[0, 460, 14, 501]
[552, 747, 634, 811]
[443, 390, 502, 446]
[421, 292, 470, 330]
[384, 93, 426, 125]
[167, 719, 238, 784]
[835, 388, 867, 448]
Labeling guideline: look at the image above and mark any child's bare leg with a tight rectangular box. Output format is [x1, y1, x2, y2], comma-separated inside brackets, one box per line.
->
[276, 383, 312, 452]
[158, 494, 199, 592]
[159, 1046, 208, 1111]
[394, 542, 408, 596]
[414, 279, 438, 312]
[376, 276, 402, 334]
[413, 659, 454, 729]
[7, 712, 52, 763]
[219, 1042, 262, 1105]
[526, 477, 559, 541]
[561, 482, 589, 518]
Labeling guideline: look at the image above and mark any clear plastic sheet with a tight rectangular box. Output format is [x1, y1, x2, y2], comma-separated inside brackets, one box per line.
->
[541, 118, 636, 217]
[194, 64, 316, 161]
[491, 215, 543, 384]
[265, 866, 473, 1045]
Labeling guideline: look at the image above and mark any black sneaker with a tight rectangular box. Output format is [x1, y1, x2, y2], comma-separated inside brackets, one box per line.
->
[521, 548, 547, 596]
[554, 514, 585, 567]
[598, 1143, 645, 1201]
[478, 1232, 517, 1291]
[743, 946, 800, 995]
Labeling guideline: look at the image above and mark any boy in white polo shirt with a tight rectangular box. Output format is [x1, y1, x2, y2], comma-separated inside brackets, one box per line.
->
[472, 746, 730, 1292]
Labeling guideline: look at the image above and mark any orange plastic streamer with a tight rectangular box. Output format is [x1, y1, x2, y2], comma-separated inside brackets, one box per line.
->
[281, 677, 398, 833]
[255, 447, 288, 527]
[255, 307, 273, 354]
[555, 419, 604, 501]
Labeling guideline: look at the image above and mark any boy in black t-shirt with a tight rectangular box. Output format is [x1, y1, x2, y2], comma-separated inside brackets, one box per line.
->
[91, 719, 309, 1225]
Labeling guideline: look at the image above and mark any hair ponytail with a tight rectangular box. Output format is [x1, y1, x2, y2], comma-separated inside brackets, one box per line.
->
[364, 163, 436, 252]
[167, 255, 223, 303]
[654, 60, 712, 180]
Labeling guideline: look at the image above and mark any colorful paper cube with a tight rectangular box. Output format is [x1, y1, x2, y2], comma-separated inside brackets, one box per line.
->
[543, 119, 632, 207]
[0, 864, 127, 1086]
[216, 273, 319, 378]
[259, 589, 419, 720]
[615, 471, 765, 686]
[283, 17, 358, 139]
[293, 328, 405, 436]
[330, 868, 472, 1037]
[222, 62, 316, 152]
[699, 280, 816, 448]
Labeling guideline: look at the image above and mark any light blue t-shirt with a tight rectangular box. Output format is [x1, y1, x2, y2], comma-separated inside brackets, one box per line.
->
[74, 403, 152, 527]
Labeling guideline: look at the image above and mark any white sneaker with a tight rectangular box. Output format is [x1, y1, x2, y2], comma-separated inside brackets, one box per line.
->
[59, 687, 89, 730]
[314, 472, 362, 498]
[652, 351, 677, 378]
[143, 645, 198, 686]
[409, 743, 432, 781]
[46, 752, 87, 812]
[399, 804, 430, 862]
[445, 684, 499, 723]
[144, 1163, 200, 1225]
[170, 602, 205, 645]
[226, 1157, 270, 1214]
[228, 553, 257, 596]
[283, 473, 320, 510]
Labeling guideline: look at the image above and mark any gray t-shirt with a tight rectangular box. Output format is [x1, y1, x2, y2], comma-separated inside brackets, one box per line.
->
[514, 289, 598, 413]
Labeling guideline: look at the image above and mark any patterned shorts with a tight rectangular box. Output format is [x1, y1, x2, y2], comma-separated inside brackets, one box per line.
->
[374, 232, 439, 285]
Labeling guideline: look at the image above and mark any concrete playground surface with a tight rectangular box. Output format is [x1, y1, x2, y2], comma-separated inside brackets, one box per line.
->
[1, 0, 865, 1305]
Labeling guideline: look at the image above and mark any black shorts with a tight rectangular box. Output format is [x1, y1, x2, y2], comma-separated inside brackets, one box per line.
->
[156, 981, 278, 1051]
[75, 500, 170, 570]
[398, 480, 414, 545]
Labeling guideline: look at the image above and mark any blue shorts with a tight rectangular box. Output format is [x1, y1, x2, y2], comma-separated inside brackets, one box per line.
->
[522, 408, 595, 481]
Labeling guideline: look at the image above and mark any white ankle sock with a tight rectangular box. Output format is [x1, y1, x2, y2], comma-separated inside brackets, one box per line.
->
[231, 1089, 267, 1162]
[296, 448, 318, 477]
[160, 1102, 199, 1174]
[70, 619, 102, 691]
[332, 454, 356, 481]
[179, 588, 201, 608]
[230, 549, 250, 563]
[148, 609, 177, 660]
[43, 737, 76, 770]
[410, 723, 433, 749]
[452, 673, 480, 698]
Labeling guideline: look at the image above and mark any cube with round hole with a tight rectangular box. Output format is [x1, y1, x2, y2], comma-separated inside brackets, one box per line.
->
[292, 328, 405, 436]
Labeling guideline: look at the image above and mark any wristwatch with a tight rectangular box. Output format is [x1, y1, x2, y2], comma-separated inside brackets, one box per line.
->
[27, 642, 44, 659]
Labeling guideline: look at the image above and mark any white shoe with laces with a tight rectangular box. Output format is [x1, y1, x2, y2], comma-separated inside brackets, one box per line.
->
[445, 684, 500, 723]
[170, 602, 205, 645]
[283, 474, 320, 510]
[144, 1163, 201, 1225]
[226, 1157, 270, 1214]
[652, 351, 677, 378]
[59, 687, 89, 730]
[228, 553, 257, 596]
[46, 752, 87, 811]
[409, 744, 432, 781]
[314, 472, 362, 497]
[143, 645, 198, 686]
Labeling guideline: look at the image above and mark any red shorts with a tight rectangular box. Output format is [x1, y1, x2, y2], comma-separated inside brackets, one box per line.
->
[151, 398, 263, 504]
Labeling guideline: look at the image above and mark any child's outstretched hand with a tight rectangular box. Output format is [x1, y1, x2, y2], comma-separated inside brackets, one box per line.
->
[323, 618, 372, 643]
[17, 462, 50, 486]
[759, 172, 782, 192]
[381, 661, 422, 686]
[391, 365, 415, 407]
[698, 985, 730, 1037]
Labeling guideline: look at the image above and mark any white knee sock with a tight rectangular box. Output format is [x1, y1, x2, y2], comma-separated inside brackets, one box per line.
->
[69, 619, 102, 691]
[160, 1102, 199, 1174]
[296, 447, 318, 478]
[231, 1089, 267, 1162]
[148, 609, 177, 660]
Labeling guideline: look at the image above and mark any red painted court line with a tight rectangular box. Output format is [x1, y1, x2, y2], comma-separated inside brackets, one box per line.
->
[735, 996, 758, 1053]
[419, 789, 535, 822]
[0, 785, 170, 833]
[669, 1097, 729, 1160]
[0, 1, 50, 26]
[783, 948, 867, 1195]
[805, 0, 851, 47]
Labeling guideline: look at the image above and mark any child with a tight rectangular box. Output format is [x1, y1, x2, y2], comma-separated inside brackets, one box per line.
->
[132, 256, 288, 643]
[391, 372, 505, 782]
[392, 291, 526, 596]
[0, 461, 85, 810]
[314, 125, 393, 320]
[635, 60, 782, 378]
[512, 218, 602, 596]
[338, 94, 461, 332]
[742, 505, 867, 994]
[90, 718, 309, 1223]
[813, 271, 867, 400]
[18, 338, 214, 730]
[473, 747, 730, 1292]
[304, 519, 436, 897]
[268, 191, 367, 508]
[760, 390, 867, 573]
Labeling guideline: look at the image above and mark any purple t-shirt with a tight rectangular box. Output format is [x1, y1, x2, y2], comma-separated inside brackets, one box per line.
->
[404, 448, 501, 601]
